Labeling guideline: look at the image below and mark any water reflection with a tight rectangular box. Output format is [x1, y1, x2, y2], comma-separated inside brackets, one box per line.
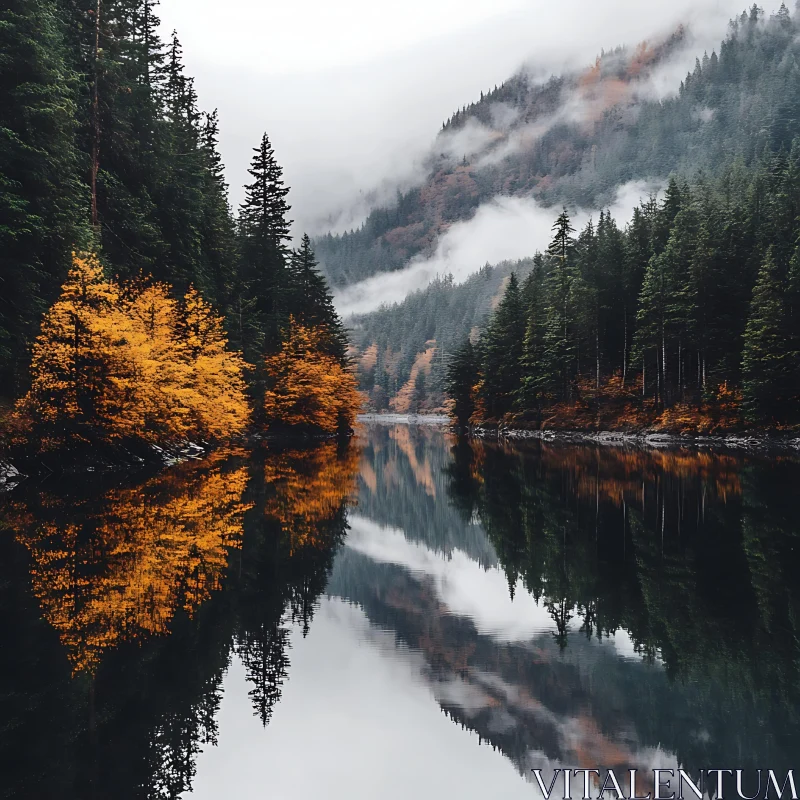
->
[0, 425, 798, 798]
[338, 429, 800, 781]
[0, 441, 358, 799]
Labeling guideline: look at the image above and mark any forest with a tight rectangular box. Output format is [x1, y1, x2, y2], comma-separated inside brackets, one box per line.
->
[345, 4, 800, 424]
[446, 153, 800, 432]
[0, 0, 360, 457]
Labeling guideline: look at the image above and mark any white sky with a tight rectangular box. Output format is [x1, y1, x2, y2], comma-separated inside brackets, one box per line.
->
[158, 0, 785, 238]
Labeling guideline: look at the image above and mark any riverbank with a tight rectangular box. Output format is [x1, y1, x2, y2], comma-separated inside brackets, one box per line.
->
[470, 425, 800, 451]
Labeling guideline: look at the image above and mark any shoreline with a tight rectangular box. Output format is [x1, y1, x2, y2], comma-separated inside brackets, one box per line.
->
[473, 425, 800, 452]
[356, 413, 800, 451]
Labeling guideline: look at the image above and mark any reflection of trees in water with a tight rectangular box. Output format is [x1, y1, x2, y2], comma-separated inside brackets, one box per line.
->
[0, 440, 359, 799]
[7, 451, 252, 674]
[441, 437, 800, 772]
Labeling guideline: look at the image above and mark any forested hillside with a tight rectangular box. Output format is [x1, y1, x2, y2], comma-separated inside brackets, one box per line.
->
[349, 4, 800, 420]
[350, 260, 532, 412]
[317, 5, 800, 288]
[447, 154, 800, 431]
[1, 0, 359, 450]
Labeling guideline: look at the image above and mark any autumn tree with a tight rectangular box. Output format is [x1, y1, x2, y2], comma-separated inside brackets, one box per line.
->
[263, 319, 362, 435]
[17, 252, 251, 447]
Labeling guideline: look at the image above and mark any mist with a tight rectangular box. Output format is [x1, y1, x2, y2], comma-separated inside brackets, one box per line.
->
[158, 0, 787, 238]
[334, 180, 663, 318]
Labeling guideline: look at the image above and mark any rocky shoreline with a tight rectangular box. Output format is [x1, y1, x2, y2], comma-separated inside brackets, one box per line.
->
[470, 424, 800, 451]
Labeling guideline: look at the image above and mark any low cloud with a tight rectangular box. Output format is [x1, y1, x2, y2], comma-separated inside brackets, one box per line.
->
[159, 0, 785, 239]
[335, 179, 662, 317]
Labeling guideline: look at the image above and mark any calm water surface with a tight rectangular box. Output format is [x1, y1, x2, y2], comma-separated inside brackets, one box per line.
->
[1, 422, 798, 798]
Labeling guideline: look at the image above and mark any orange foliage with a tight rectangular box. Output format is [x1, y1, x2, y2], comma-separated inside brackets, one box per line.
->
[16, 253, 250, 447]
[475, 373, 745, 435]
[359, 342, 379, 372]
[389, 425, 437, 497]
[263, 319, 363, 434]
[390, 340, 436, 414]
[262, 442, 360, 554]
[11, 452, 252, 673]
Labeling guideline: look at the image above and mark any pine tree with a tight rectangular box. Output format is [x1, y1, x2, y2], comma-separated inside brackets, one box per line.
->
[542, 210, 577, 401]
[445, 338, 477, 429]
[287, 234, 348, 363]
[742, 247, 794, 422]
[480, 273, 525, 417]
[236, 132, 292, 358]
[517, 257, 548, 412]
[0, 0, 85, 395]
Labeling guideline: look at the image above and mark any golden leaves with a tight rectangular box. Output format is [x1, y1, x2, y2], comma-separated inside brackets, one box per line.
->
[17, 252, 251, 447]
[263, 318, 363, 435]
[12, 453, 253, 674]
[262, 442, 360, 555]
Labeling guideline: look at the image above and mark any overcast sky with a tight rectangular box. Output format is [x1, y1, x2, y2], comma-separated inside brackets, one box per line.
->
[158, 0, 785, 238]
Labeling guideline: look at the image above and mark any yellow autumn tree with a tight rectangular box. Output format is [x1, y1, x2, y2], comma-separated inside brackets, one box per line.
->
[262, 442, 360, 554]
[10, 452, 252, 674]
[263, 318, 363, 435]
[17, 252, 251, 446]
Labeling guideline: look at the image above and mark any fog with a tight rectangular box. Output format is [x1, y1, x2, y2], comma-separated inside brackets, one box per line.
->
[335, 180, 662, 317]
[158, 0, 787, 237]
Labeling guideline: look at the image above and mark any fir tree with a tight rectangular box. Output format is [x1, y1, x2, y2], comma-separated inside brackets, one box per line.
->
[480, 273, 525, 417]
[236, 132, 292, 358]
[517, 257, 548, 412]
[0, 0, 85, 395]
[287, 234, 348, 363]
[542, 210, 577, 401]
[445, 338, 477, 429]
[742, 247, 794, 422]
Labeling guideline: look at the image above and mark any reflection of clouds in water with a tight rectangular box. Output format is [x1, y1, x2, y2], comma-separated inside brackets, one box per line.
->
[190, 597, 534, 800]
[346, 514, 658, 664]
[346, 514, 555, 641]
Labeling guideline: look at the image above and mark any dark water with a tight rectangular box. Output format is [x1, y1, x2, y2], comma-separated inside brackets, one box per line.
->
[1, 423, 798, 798]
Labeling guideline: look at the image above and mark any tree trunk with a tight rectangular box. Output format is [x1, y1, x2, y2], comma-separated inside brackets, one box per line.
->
[596, 329, 600, 389]
[622, 305, 628, 388]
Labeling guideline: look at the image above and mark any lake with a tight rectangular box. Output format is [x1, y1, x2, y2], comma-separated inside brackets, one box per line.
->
[1, 421, 798, 798]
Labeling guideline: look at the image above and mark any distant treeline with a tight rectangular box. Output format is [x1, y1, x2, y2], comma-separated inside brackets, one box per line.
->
[447, 149, 800, 430]
[1, 0, 358, 444]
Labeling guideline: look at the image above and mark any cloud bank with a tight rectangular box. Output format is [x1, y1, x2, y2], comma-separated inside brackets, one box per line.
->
[158, 0, 787, 238]
[335, 179, 662, 317]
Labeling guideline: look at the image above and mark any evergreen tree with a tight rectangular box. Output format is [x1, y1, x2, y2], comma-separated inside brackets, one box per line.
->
[445, 338, 477, 429]
[742, 247, 794, 421]
[236, 132, 292, 359]
[0, 0, 85, 395]
[517, 256, 548, 412]
[287, 234, 348, 363]
[542, 210, 577, 401]
[479, 273, 525, 417]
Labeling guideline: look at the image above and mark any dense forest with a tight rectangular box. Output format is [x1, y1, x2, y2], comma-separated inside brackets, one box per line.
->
[344, 5, 800, 428]
[316, 4, 800, 288]
[446, 152, 800, 431]
[350, 260, 532, 412]
[0, 0, 358, 452]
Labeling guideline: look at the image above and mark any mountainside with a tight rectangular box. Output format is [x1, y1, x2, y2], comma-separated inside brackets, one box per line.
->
[349, 260, 533, 412]
[342, 4, 800, 416]
[317, 6, 800, 289]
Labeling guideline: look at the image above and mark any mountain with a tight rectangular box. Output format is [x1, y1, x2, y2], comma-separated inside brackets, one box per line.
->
[338, 4, 800, 413]
[316, 5, 800, 290]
